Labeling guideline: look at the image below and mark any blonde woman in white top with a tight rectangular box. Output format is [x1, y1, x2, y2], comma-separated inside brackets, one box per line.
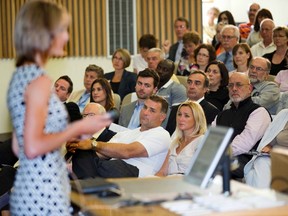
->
[156, 101, 207, 176]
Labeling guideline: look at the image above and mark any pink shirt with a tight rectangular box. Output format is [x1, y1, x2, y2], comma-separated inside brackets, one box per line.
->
[275, 69, 288, 92]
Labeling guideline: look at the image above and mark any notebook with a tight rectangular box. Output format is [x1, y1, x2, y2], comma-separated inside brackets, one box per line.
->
[71, 177, 121, 196]
[184, 126, 234, 189]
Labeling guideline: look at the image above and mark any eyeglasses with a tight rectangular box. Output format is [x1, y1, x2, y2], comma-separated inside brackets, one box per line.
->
[197, 53, 209, 58]
[249, 64, 268, 72]
[227, 82, 250, 89]
[221, 35, 236, 40]
[82, 113, 96, 118]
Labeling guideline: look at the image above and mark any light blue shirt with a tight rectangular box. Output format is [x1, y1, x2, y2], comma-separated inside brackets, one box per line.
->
[217, 51, 235, 72]
[127, 101, 144, 129]
[77, 91, 90, 113]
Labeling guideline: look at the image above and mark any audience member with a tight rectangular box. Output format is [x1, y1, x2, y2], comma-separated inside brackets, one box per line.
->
[203, 7, 220, 44]
[247, 8, 273, 47]
[204, 60, 230, 110]
[212, 72, 271, 179]
[249, 57, 280, 114]
[275, 50, 288, 92]
[244, 108, 288, 188]
[212, 21, 228, 56]
[217, 10, 236, 26]
[194, 44, 216, 71]
[119, 69, 160, 129]
[217, 25, 239, 72]
[146, 48, 165, 70]
[7, 1, 112, 215]
[166, 70, 219, 135]
[90, 78, 116, 112]
[104, 48, 137, 100]
[231, 43, 253, 75]
[262, 26, 288, 76]
[68, 95, 171, 178]
[68, 64, 104, 112]
[162, 17, 189, 62]
[156, 101, 207, 176]
[250, 19, 276, 57]
[177, 31, 201, 76]
[133, 34, 157, 73]
[54, 75, 82, 122]
[156, 59, 186, 107]
[238, 3, 260, 42]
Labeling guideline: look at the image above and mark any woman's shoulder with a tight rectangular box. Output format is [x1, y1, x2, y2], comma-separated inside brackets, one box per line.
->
[123, 70, 137, 79]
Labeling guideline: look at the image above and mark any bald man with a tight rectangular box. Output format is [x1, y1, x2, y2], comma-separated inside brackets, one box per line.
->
[212, 72, 271, 179]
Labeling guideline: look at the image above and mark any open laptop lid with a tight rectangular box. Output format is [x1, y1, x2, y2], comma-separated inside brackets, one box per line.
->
[184, 126, 234, 189]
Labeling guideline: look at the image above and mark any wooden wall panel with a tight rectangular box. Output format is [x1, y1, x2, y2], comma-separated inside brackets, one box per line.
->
[0, 0, 202, 58]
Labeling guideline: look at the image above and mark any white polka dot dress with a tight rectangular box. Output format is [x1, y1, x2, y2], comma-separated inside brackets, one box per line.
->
[7, 65, 71, 215]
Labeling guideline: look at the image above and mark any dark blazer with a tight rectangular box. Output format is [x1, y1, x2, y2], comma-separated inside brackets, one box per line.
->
[166, 99, 219, 135]
[64, 102, 82, 122]
[104, 70, 137, 100]
[167, 42, 179, 62]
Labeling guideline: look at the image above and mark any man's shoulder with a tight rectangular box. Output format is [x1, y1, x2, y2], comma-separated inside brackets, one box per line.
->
[254, 81, 279, 90]
[68, 89, 86, 101]
[200, 99, 219, 111]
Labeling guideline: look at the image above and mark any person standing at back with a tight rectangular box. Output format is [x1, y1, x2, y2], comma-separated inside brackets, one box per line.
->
[162, 17, 190, 63]
[7, 1, 112, 215]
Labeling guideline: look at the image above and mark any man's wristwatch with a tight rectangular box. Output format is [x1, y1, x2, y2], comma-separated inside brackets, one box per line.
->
[91, 138, 98, 150]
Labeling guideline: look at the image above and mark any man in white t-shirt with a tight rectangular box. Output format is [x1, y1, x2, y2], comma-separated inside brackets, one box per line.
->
[67, 95, 171, 178]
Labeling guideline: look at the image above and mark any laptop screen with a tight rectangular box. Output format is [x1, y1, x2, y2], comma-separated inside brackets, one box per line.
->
[184, 126, 233, 189]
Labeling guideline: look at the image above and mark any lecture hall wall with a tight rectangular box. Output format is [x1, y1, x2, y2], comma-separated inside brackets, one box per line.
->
[0, 0, 287, 133]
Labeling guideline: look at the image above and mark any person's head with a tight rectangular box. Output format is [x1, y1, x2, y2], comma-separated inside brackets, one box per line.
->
[174, 17, 190, 40]
[217, 10, 236, 25]
[205, 60, 229, 90]
[54, 75, 73, 102]
[138, 34, 157, 59]
[175, 101, 207, 139]
[273, 26, 288, 47]
[146, 48, 165, 70]
[140, 95, 168, 130]
[207, 7, 220, 22]
[247, 3, 260, 24]
[215, 21, 228, 44]
[228, 72, 252, 107]
[112, 48, 131, 70]
[156, 59, 175, 86]
[232, 43, 253, 69]
[220, 25, 239, 52]
[248, 57, 271, 84]
[253, 8, 273, 32]
[90, 78, 114, 111]
[136, 69, 160, 100]
[186, 70, 209, 101]
[195, 44, 216, 69]
[182, 31, 201, 57]
[14, 1, 70, 67]
[82, 102, 106, 118]
[83, 64, 104, 92]
[260, 19, 275, 44]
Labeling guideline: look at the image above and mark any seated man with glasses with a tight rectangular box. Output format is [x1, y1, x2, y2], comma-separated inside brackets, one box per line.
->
[216, 24, 240, 72]
[212, 72, 271, 180]
[248, 57, 280, 115]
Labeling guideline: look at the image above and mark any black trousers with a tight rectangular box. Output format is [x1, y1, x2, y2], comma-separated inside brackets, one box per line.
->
[72, 150, 139, 179]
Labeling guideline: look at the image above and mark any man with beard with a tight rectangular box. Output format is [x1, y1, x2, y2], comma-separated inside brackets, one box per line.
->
[155, 59, 186, 107]
[212, 72, 271, 179]
[118, 69, 160, 129]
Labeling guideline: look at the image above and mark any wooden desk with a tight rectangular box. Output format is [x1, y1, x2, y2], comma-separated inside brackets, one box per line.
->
[71, 176, 288, 216]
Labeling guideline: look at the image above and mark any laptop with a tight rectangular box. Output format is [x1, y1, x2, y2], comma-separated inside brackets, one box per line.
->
[184, 126, 234, 189]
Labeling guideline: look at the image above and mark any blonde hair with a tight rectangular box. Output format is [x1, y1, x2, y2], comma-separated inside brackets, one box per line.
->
[14, 1, 69, 66]
[173, 101, 207, 146]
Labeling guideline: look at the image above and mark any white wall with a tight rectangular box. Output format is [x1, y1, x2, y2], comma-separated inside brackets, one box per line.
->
[203, 0, 288, 26]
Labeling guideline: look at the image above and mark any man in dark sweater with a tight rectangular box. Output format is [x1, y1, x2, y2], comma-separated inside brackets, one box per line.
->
[212, 72, 271, 179]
